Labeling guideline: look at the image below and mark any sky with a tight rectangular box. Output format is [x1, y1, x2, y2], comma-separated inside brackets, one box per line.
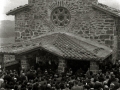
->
[0, 0, 120, 21]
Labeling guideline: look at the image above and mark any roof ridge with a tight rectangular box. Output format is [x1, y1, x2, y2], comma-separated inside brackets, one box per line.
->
[51, 33, 60, 45]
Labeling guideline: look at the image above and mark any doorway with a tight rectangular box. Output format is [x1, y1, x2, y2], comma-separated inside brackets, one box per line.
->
[67, 59, 90, 74]
[26, 50, 59, 72]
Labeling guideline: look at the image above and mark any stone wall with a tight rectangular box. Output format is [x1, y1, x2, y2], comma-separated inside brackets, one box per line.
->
[0, 54, 3, 69]
[20, 56, 30, 70]
[58, 58, 66, 73]
[3, 54, 19, 69]
[90, 61, 99, 74]
[117, 19, 120, 60]
[15, 0, 116, 54]
[29, 0, 98, 4]
[15, 10, 32, 42]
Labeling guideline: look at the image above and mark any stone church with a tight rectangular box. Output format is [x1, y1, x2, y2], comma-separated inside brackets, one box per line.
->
[0, 0, 120, 73]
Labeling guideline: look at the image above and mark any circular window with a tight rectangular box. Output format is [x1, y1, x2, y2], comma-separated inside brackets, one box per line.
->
[51, 7, 71, 27]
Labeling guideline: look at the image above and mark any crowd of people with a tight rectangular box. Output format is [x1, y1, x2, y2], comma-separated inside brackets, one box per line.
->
[0, 60, 120, 90]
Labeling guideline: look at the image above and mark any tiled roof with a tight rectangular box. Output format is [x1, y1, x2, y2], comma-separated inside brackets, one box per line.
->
[6, 4, 30, 15]
[0, 32, 112, 61]
[52, 33, 97, 60]
[92, 3, 120, 17]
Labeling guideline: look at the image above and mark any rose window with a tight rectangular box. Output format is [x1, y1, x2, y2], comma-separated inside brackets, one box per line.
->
[51, 7, 71, 27]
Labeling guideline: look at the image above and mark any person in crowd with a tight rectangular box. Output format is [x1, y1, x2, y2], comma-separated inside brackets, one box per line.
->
[71, 81, 84, 90]
[0, 60, 120, 90]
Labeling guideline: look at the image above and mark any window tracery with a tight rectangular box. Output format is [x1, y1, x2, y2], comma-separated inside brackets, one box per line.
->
[51, 7, 71, 27]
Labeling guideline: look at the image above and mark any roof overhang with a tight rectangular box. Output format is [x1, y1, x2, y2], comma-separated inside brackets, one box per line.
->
[0, 32, 112, 61]
[6, 4, 31, 15]
[92, 3, 120, 18]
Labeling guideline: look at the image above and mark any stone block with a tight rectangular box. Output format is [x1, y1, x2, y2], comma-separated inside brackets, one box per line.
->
[34, 32, 39, 36]
[90, 61, 99, 73]
[23, 37, 27, 40]
[30, 31, 33, 36]
[100, 35, 110, 39]
[27, 37, 31, 39]
[25, 29, 29, 33]
[26, 34, 30, 36]
[15, 32, 20, 37]
[58, 58, 66, 73]
[21, 32, 25, 36]
[105, 40, 113, 46]
[105, 20, 114, 22]
[78, 31, 83, 34]
[15, 39, 20, 42]
[110, 46, 113, 49]
[106, 30, 114, 34]
[90, 36, 93, 39]
[110, 36, 113, 40]
[94, 36, 99, 39]
[85, 31, 89, 34]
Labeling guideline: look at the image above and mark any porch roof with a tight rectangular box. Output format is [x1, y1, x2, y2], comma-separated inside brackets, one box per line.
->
[0, 32, 112, 61]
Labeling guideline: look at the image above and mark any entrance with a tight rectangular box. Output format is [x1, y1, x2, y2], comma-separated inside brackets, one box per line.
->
[67, 59, 90, 74]
[26, 50, 59, 72]
[5, 63, 20, 74]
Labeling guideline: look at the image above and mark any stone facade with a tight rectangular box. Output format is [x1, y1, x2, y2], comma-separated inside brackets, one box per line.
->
[14, 0, 117, 59]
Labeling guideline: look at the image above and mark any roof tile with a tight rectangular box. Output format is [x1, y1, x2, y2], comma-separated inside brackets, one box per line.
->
[0, 32, 112, 61]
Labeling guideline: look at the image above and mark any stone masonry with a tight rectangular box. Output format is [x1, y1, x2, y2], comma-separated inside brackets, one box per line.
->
[117, 19, 120, 60]
[58, 58, 66, 73]
[14, 0, 117, 59]
[90, 61, 99, 74]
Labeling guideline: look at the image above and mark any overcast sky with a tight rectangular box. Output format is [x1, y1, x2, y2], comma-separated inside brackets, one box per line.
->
[0, 0, 120, 21]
